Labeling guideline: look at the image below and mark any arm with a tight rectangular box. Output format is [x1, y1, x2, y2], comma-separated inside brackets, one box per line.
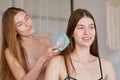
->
[45, 56, 62, 80]
[106, 61, 116, 80]
[5, 45, 60, 80]
[102, 58, 116, 80]
[5, 48, 46, 80]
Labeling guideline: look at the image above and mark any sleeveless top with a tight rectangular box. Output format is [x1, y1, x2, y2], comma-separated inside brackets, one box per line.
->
[25, 33, 50, 80]
[64, 57, 104, 80]
[27, 57, 45, 80]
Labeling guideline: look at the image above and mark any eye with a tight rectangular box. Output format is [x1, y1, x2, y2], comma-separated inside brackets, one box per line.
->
[77, 26, 84, 30]
[89, 25, 95, 29]
[17, 23, 23, 27]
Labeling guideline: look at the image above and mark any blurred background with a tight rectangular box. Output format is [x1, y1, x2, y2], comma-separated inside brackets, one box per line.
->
[0, 0, 120, 80]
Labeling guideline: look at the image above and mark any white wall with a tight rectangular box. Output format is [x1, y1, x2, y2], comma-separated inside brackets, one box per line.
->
[0, 0, 70, 44]
[22, 0, 70, 44]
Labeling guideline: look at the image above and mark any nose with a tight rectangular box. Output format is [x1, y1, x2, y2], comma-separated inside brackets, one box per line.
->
[24, 21, 30, 27]
[84, 28, 89, 35]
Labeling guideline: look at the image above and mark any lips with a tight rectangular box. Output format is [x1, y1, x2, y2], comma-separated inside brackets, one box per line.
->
[26, 26, 32, 31]
[82, 37, 91, 41]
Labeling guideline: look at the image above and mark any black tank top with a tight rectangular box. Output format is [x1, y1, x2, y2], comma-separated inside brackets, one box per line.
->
[64, 57, 104, 80]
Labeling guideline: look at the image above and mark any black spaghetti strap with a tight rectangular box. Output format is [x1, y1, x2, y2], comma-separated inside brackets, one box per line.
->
[98, 57, 103, 79]
[63, 56, 70, 78]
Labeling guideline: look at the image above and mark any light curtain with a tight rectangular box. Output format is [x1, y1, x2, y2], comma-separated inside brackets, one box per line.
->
[106, 0, 120, 50]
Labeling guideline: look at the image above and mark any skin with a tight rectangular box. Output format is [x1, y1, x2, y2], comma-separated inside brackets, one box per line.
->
[14, 11, 34, 37]
[45, 16, 116, 80]
[5, 11, 60, 80]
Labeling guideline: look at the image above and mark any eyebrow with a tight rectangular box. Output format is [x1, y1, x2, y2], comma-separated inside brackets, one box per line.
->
[76, 24, 84, 26]
[77, 23, 94, 26]
[16, 14, 28, 25]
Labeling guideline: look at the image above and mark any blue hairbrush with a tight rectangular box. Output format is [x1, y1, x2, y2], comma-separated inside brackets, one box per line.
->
[56, 33, 69, 51]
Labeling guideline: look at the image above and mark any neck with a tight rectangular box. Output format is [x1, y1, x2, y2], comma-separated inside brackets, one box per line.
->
[72, 46, 92, 62]
[21, 34, 34, 46]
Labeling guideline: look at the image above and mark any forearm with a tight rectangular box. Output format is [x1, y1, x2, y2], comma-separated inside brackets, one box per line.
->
[22, 56, 46, 80]
[22, 45, 60, 80]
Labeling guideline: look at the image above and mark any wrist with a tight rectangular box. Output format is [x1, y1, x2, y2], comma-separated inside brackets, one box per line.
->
[39, 55, 48, 63]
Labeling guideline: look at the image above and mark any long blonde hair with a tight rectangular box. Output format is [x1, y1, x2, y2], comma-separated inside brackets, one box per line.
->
[0, 7, 28, 80]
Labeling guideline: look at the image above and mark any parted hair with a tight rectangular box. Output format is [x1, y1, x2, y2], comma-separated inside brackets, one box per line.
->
[61, 8, 99, 76]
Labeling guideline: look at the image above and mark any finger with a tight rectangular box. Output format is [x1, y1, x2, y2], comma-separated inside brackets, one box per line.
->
[51, 45, 61, 50]
[52, 49, 60, 52]
[51, 51, 61, 56]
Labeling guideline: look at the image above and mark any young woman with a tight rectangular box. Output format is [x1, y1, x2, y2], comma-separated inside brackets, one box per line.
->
[0, 7, 60, 80]
[45, 8, 116, 80]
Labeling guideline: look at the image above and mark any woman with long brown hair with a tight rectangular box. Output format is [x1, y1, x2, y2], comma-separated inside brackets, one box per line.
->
[0, 7, 60, 80]
[45, 8, 116, 80]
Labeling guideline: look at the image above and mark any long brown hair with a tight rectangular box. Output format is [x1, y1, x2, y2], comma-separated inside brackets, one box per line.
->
[0, 7, 28, 80]
[62, 8, 99, 76]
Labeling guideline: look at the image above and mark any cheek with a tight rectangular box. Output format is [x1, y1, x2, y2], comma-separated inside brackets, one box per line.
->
[73, 31, 82, 42]
[16, 27, 24, 34]
[73, 30, 82, 38]
[92, 31, 96, 42]
[93, 31, 96, 38]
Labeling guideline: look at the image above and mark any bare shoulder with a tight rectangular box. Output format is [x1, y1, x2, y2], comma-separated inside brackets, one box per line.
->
[45, 55, 64, 80]
[100, 57, 116, 79]
[100, 57, 114, 68]
[5, 48, 10, 53]
[46, 55, 65, 70]
[34, 33, 51, 46]
[4, 48, 26, 79]
[48, 55, 64, 65]
[4, 48, 23, 69]
[4, 48, 18, 66]
[4, 48, 13, 59]
[34, 33, 51, 39]
[45, 55, 64, 77]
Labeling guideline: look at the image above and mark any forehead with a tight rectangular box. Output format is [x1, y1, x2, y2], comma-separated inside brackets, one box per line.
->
[77, 16, 94, 25]
[14, 11, 26, 24]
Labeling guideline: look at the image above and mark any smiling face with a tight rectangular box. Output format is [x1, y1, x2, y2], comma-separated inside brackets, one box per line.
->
[14, 11, 34, 37]
[73, 16, 95, 48]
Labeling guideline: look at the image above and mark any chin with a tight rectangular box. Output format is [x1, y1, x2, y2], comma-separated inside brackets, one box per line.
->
[30, 29, 34, 34]
[82, 42, 93, 47]
[26, 31, 34, 36]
